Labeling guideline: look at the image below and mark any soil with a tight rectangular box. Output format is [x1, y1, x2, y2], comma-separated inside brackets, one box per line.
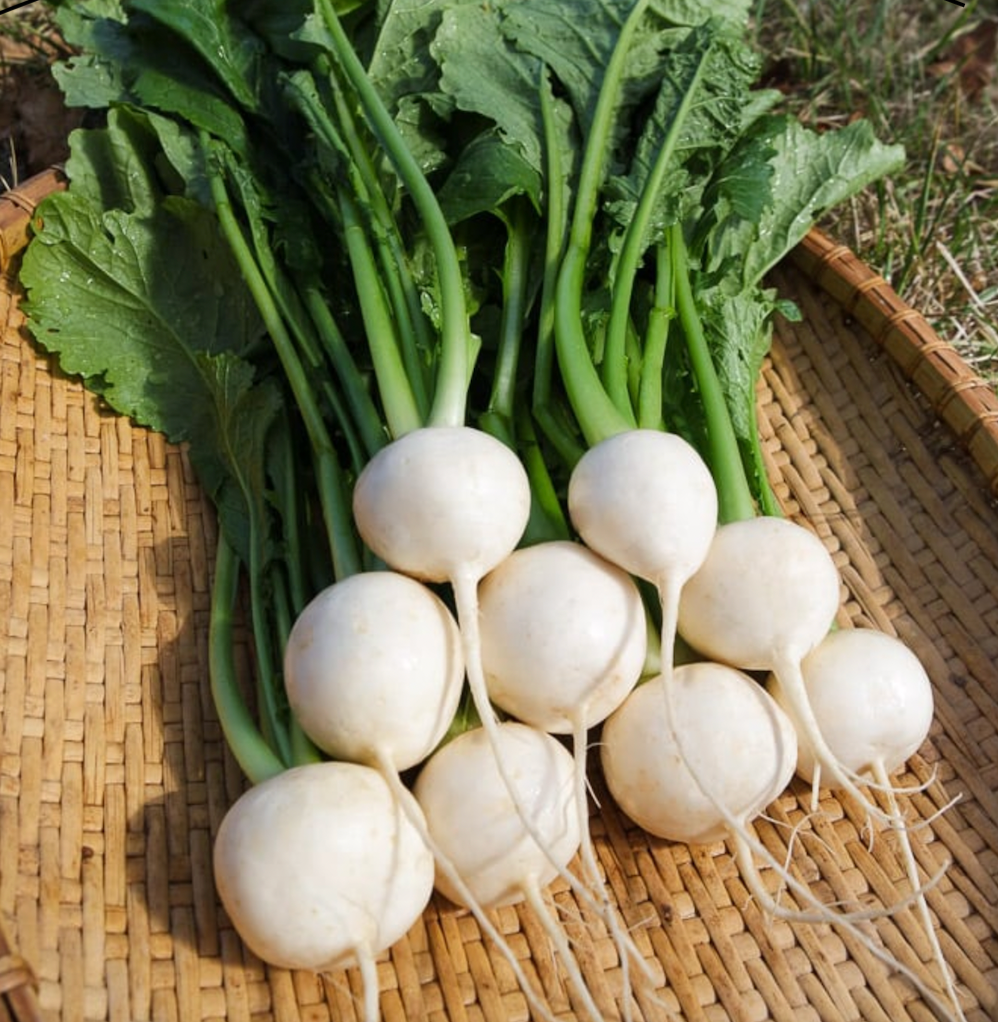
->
[0, 33, 84, 188]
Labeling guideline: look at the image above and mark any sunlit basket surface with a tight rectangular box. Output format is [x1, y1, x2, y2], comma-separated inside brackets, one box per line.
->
[0, 169, 996, 1022]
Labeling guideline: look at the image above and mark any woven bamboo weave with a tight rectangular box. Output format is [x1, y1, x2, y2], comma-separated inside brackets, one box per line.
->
[0, 171, 996, 1022]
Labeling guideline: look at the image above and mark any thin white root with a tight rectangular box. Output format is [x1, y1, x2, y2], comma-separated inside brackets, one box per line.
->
[872, 759, 967, 1022]
[657, 593, 963, 1020]
[356, 946, 380, 1022]
[373, 753, 564, 1022]
[571, 713, 658, 1020]
[451, 569, 657, 974]
[521, 877, 608, 1022]
[730, 831, 962, 1022]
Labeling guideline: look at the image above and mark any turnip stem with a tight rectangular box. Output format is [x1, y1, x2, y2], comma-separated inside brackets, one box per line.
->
[532, 71, 586, 466]
[338, 185, 423, 437]
[637, 245, 673, 430]
[553, 0, 654, 447]
[603, 43, 711, 421]
[208, 536, 286, 785]
[486, 198, 534, 433]
[205, 143, 361, 580]
[670, 223, 757, 524]
[316, 0, 471, 429]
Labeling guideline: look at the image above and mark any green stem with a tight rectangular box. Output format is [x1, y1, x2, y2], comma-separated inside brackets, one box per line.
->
[209, 536, 286, 785]
[269, 413, 311, 616]
[553, 0, 654, 446]
[532, 69, 586, 465]
[487, 199, 534, 431]
[518, 409, 571, 543]
[204, 139, 362, 578]
[317, 0, 471, 428]
[300, 282, 387, 460]
[286, 68, 432, 418]
[603, 43, 711, 419]
[338, 185, 423, 437]
[670, 223, 756, 523]
[246, 507, 293, 765]
[268, 560, 325, 767]
[324, 71, 433, 414]
[637, 242, 673, 430]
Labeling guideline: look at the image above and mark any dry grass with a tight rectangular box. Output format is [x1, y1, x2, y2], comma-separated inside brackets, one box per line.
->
[751, 0, 998, 382]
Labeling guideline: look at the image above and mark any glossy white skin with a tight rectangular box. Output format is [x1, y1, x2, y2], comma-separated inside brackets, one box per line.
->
[413, 723, 581, 909]
[567, 430, 718, 588]
[213, 762, 435, 973]
[768, 628, 935, 783]
[600, 661, 798, 845]
[352, 426, 532, 584]
[283, 571, 465, 772]
[677, 516, 841, 671]
[478, 541, 647, 733]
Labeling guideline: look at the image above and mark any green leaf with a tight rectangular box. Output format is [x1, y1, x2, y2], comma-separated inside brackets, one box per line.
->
[189, 352, 284, 563]
[436, 129, 542, 223]
[128, 0, 265, 113]
[432, 4, 546, 173]
[20, 190, 265, 445]
[703, 115, 906, 288]
[605, 24, 763, 240]
[52, 7, 251, 151]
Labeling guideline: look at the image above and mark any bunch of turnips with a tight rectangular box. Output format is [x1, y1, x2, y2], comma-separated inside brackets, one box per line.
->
[19, 0, 962, 1018]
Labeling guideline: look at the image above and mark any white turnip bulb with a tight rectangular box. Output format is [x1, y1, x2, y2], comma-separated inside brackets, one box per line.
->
[283, 570, 464, 772]
[213, 761, 434, 1022]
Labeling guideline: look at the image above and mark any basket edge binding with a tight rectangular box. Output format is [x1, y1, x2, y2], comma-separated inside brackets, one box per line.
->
[0, 168, 66, 277]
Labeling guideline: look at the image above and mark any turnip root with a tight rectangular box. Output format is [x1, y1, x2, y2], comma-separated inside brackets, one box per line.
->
[478, 539, 653, 1003]
[283, 570, 464, 772]
[414, 722, 612, 1021]
[213, 761, 434, 1022]
[567, 430, 718, 641]
[769, 628, 965, 1022]
[352, 425, 531, 587]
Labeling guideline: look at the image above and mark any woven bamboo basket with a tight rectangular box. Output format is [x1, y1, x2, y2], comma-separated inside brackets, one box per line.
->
[0, 167, 996, 1022]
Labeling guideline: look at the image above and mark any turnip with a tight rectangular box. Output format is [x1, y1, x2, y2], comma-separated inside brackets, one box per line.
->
[768, 627, 935, 791]
[212, 761, 434, 1022]
[600, 661, 798, 848]
[478, 540, 648, 734]
[768, 628, 965, 1022]
[413, 722, 612, 1021]
[282, 570, 464, 772]
[676, 515, 888, 822]
[477, 539, 654, 1003]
